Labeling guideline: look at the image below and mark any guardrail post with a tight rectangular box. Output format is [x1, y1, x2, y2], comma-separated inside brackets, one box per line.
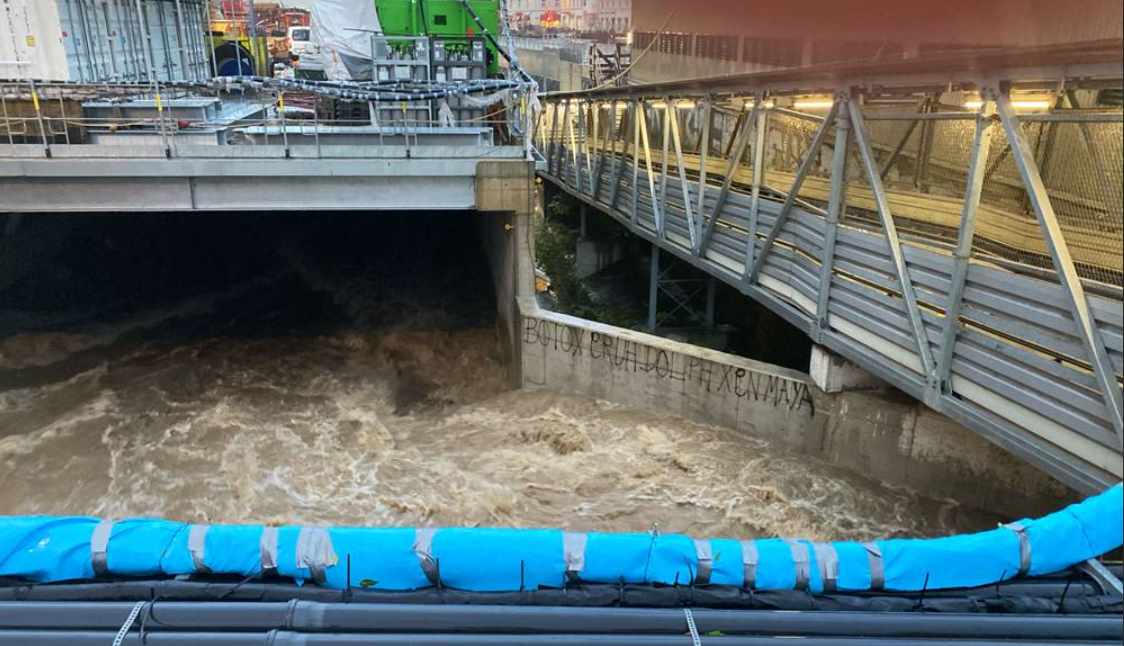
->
[592, 100, 617, 202]
[637, 99, 663, 237]
[631, 98, 640, 229]
[27, 79, 51, 157]
[695, 97, 713, 248]
[994, 88, 1124, 445]
[849, 96, 936, 384]
[813, 94, 851, 344]
[936, 102, 995, 399]
[668, 98, 697, 251]
[577, 99, 592, 195]
[659, 96, 671, 217]
[699, 98, 757, 255]
[279, 91, 290, 159]
[743, 92, 767, 276]
[547, 100, 562, 176]
[608, 100, 633, 213]
[1, 85, 14, 146]
[585, 99, 598, 193]
[570, 100, 582, 193]
[748, 100, 838, 284]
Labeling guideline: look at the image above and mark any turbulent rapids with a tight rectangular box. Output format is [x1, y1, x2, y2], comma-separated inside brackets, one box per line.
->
[0, 214, 992, 541]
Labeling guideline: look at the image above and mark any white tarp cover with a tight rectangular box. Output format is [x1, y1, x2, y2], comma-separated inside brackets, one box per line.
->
[1, 0, 74, 81]
[309, 0, 383, 81]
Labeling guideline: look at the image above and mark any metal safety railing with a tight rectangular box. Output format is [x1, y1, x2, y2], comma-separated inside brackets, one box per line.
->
[535, 42, 1124, 494]
[0, 76, 535, 161]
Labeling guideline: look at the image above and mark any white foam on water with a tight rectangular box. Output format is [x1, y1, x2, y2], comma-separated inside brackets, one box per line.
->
[0, 242, 985, 538]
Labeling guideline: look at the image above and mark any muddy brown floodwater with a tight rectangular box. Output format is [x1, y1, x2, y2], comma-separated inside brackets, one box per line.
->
[0, 213, 992, 542]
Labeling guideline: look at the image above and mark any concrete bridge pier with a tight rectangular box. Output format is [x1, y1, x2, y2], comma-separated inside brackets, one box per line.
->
[476, 160, 540, 387]
[810, 345, 885, 394]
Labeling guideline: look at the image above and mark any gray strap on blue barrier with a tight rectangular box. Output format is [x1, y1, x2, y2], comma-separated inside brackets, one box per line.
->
[188, 525, 211, 574]
[90, 520, 114, 577]
[813, 542, 839, 593]
[863, 542, 884, 590]
[1002, 522, 1032, 576]
[414, 528, 439, 585]
[296, 527, 336, 585]
[784, 540, 810, 590]
[563, 531, 586, 578]
[693, 539, 712, 585]
[260, 526, 279, 574]
[740, 540, 758, 589]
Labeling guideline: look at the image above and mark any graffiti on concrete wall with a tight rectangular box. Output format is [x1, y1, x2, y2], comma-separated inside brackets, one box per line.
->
[522, 316, 815, 414]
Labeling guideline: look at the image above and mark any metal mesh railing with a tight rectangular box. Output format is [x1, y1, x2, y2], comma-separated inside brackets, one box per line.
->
[543, 92, 1124, 288]
[843, 115, 978, 245]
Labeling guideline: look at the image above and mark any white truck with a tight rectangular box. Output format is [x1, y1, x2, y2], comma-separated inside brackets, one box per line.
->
[287, 25, 313, 60]
[0, 0, 210, 82]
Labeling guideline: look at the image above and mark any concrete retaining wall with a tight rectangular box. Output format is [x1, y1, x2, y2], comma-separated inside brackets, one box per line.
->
[516, 298, 1074, 518]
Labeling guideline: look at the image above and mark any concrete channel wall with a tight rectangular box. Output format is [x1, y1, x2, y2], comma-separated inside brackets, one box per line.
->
[475, 165, 1072, 520]
[516, 298, 1073, 518]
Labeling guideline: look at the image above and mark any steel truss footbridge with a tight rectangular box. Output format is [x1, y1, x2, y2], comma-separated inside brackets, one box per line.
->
[534, 41, 1124, 494]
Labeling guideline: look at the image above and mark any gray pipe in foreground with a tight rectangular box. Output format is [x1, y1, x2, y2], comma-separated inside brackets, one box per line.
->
[0, 632, 1118, 646]
[0, 603, 1120, 640]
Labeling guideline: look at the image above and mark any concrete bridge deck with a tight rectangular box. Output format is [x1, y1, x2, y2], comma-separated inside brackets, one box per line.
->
[0, 141, 527, 212]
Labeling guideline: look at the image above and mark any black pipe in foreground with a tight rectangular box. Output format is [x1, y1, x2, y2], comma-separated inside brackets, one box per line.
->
[0, 633, 1118, 646]
[0, 603, 1120, 641]
[0, 578, 1111, 605]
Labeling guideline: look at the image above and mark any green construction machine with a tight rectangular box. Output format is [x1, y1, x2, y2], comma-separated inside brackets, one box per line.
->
[300, 0, 506, 124]
[375, 0, 502, 77]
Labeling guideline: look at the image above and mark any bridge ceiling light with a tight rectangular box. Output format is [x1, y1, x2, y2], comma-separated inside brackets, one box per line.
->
[793, 99, 835, 110]
[965, 98, 1052, 111]
[742, 99, 775, 110]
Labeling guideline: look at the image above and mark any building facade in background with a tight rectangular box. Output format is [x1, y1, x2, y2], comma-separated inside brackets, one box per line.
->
[628, 0, 1123, 81]
[509, 0, 630, 34]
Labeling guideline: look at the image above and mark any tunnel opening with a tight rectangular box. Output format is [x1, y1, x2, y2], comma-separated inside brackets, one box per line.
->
[0, 211, 507, 417]
[0, 212, 498, 340]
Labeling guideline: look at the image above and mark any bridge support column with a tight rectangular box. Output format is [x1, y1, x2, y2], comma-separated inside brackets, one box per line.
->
[809, 345, 884, 394]
[475, 160, 538, 386]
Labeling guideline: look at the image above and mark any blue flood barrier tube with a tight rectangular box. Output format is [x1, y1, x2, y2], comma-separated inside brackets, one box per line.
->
[1, 484, 1120, 593]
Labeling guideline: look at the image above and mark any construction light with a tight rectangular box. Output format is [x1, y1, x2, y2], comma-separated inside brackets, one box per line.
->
[742, 99, 775, 110]
[648, 101, 697, 109]
[965, 99, 1051, 110]
[793, 99, 835, 110]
